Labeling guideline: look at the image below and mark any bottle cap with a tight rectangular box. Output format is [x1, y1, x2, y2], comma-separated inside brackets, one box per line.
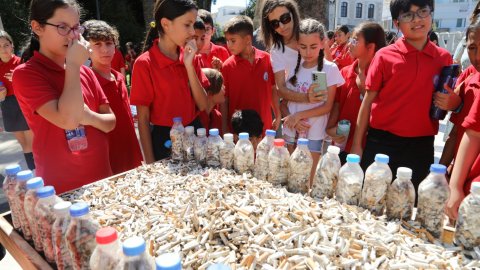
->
[265, 129, 276, 137]
[396, 167, 412, 179]
[185, 126, 194, 134]
[96, 227, 118, 245]
[374, 154, 389, 164]
[430, 164, 447, 174]
[209, 128, 219, 136]
[155, 253, 182, 270]
[164, 140, 172, 148]
[274, 138, 284, 147]
[239, 132, 249, 140]
[16, 170, 33, 181]
[207, 263, 231, 270]
[172, 117, 182, 123]
[0, 82, 3, 86]
[53, 201, 72, 215]
[346, 154, 360, 163]
[36, 186, 55, 198]
[297, 138, 309, 145]
[70, 202, 90, 217]
[123, 236, 146, 256]
[197, 128, 206, 136]
[223, 133, 233, 142]
[5, 164, 21, 176]
[470, 182, 480, 194]
[327, 145, 340, 155]
[27, 177, 44, 190]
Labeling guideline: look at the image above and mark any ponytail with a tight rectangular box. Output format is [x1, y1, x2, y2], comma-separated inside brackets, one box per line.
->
[142, 23, 159, 53]
[317, 49, 324, 72]
[21, 36, 40, 63]
[289, 51, 301, 85]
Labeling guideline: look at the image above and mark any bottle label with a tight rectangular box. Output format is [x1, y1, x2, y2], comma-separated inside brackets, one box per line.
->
[65, 126, 88, 152]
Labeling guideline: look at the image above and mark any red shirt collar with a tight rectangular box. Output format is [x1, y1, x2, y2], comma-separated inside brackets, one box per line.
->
[344, 59, 359, 79]
[149, 39, 185, 69]
[32, 51, 65, 71]
[0, 55, 17, 67]
[394, 37, 437, 58]
[94, 68, 122, 88]
[233, 47, 263, 63]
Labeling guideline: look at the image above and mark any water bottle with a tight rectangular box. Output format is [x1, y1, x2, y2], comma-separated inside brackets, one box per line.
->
[122, 236, 155, 270]
[35, 186, 61, 263]
[52, 201, 74, 270]
[2, 164, 21, 231]
[170, 117, 185, 162]
[335, 154, 364, 205]
[194, 128, 208, 166]
[360, 154, 392, 216]
[454, 182, 480, 250]
[416, 164, 450, 239]
[335, 120, 351, 151]
[234, 132, 254, 174]
[312, 146, 341, 200]
[386, 167, 415, 221]
[183, 126, 195, 162]
[430, 64, 461, 120]
[207, 128, 223, 167]
[254, 129, 276, 180]
[65, 125, 88, 152]
[220, 133, 235, 169]
[24, 177, 45, 252]
[90, 227, 124, 270]
[267, 139, 290, 185]
[288, 138, 313, 194]
[155, 253, 181, 270]
[14, 170, 33, 239]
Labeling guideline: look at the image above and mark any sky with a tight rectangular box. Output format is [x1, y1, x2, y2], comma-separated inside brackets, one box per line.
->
[211, 0, 248, 13]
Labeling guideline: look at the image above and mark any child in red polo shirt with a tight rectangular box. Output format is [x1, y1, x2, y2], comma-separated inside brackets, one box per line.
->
[130, 0, 209, 163]
[326, 22, 386, 163]
[220, 15, 281, 135]
[198, 68, 225, 133]
[351, 0, 461, 194]
[198, 9, 230, 70]
[83, 20, 143, 174]
[111, 47, 126, 77]
[331, 25, 354, 70]
[13, 0, 116, 193]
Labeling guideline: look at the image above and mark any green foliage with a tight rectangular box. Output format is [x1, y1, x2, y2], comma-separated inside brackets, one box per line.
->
[0, 0, 31, 54]
[195, 0, 213, 11]
[245, 0, 256, 20]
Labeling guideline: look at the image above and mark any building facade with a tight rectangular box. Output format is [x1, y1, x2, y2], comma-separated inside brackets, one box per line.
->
[213, 6, 246, 27]
[328, 0, 384, 30]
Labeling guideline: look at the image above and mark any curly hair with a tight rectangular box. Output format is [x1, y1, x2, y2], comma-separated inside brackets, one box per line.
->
[82, 20, 119, 45]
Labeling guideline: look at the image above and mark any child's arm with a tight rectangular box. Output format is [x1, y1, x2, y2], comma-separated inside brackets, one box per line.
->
[271, 86, 281, 130]
[184, 40, 208, 111]
[433, 83, 461, 111]
[325, 102, 346, 144]
[221, 97, 229, 134]
[445, 128, 480, 220]
[80, 104, 116, 133]
[275, 72, 325, 103]
[137, 105, 155, 164]
[350, 90, 378, 157]
[439, 125, 458, 167]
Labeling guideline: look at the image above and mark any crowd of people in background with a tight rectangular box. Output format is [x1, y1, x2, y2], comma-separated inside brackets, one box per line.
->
[0, 0, 479, 222]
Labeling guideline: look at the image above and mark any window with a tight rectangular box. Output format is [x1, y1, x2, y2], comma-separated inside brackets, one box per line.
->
[356, 3, 363, 18]
[434, 19, 441, 28]
[368, 4, 375, 18]
[341, 2, 348, 17]
[457, 18, 466, 27]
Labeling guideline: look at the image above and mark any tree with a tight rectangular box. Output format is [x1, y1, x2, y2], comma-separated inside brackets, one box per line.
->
[196, 0, 213, 11]
[0, 0, 31, 53]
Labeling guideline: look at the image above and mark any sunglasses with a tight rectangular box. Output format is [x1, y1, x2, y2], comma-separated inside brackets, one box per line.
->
[269, 12, 292, 30]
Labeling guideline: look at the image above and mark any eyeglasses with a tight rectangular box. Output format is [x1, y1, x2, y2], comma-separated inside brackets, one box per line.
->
[349, 38, 358, 46]
[397, 7, 431, 23]
[205, 26, 213, 34]
[269, 12, 292, 30]
[44, 22, 85, 36]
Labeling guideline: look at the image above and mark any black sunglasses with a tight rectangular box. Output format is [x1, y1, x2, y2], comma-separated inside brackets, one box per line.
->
[269, 12, 292, 30]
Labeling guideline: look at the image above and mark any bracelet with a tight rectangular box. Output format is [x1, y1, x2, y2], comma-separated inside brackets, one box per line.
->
[453, 101, 464, 114]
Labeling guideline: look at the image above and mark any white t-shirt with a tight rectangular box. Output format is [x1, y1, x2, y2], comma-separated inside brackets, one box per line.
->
[284, 59, 345, 140]
[270, 45, 301, 80]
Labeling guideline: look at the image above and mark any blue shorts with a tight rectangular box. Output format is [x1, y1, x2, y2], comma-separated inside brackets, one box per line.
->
[282, 135, 323, 153]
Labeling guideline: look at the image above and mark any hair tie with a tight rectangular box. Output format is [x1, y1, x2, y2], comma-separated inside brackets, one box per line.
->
[150, 21, 156, 28]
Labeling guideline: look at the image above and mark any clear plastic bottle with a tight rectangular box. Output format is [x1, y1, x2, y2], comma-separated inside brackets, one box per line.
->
[386, 167, 415, 221]
[155, 253, 181, 270]
[267, 139, 290, 186]
[13, 170, 33, 239]
[234, 132, 255, 174]
[359, 154, 392, 216]
[90, 227, 124, 270]
[24, 177, 44, 252]
[288, 138, 313, 194]
[122, 236, 155, 270]
[219, 133, 235, 169]
[170, 117, 185, 162]
[207, 264, 231, 270]
[34, 186, 61, 263]
[455, 182, 480, 250]
[254, 129, 276, 180]
[65, 125, 88, 152]
[52, 201, 74, 270]
[194, 128, 208, 166]
[207, 128, 223, 168]
[66, 202, 100, 270]
[312, 146, 341, 200]
[335, 154, 364, 205]
[183, 126, 195, 162]
[3, 164, 22, 232]
[416, 164, 450, 239]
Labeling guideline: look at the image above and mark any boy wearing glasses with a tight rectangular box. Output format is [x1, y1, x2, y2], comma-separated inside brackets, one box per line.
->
[351, 0, 461, 194]
[198, 9, 230, 70]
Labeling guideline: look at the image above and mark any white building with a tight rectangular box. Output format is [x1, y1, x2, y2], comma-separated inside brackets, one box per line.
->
[213, 6, 246, 27]
[328, 0, 384, 30]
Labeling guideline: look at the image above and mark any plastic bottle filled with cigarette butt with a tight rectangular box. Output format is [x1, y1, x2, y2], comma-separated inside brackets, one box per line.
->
[24, 177, 45, 252]
[183, 126, 196, 162]
[219, 133, 235, 169]
[386, 167, 415, 221]
[312, 145, 341, 200]
[52, 201, 74, 270]
[234, 132, 254, 174]
[14, 170, 34, 240]
[360, 154, 392, 216]
[170, 117, 185, 162]
[336, 154, 364, 205]
[90, 226, 124, 270]
[267, 139, 290, 186]
[3, 164, 21, 232]
[288, 138, 313, 194]
[122, 236, 155, 270]
[454, 182, 480, 250]
[207, 128, 223, 168]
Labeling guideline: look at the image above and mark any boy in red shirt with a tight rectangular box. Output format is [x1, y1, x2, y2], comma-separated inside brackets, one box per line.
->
[198, 9, 230, 69]
[111, 47, 126, 77]
[83, 20, 143, 174]
[198, 68, 225, 133]
[351, 0, 461, 193]
[220, 15, 281, 135]
[330, 25, 354, 70]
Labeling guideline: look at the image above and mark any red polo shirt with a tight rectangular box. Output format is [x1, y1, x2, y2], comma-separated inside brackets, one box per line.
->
[111, 48, 125, 73]
[198, 108, 222, 134]
[334, 60, 363, 152]
[365, 38, 453, 137]
[221, 48, 275, 131]
[130, 40, 209, 126]
[13, 51, 112, 193]
[94, 69, 143, 174]
[0, 55, 21, 96]
[200, 43, 230, 69]
[331, 43, 353, 71]
[461, 94, 480, 195]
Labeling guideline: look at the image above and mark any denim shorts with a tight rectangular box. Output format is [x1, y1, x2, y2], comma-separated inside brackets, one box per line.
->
[282, 134, 323, 153]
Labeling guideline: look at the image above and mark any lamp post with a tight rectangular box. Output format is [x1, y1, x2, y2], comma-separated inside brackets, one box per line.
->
[96, 0, 101, 20]
[329, 0, 337, 30]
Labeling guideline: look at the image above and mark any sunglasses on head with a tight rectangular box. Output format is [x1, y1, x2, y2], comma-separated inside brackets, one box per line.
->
[269, 12, 292, 30]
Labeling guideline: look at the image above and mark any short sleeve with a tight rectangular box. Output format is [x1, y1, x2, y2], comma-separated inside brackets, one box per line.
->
[270, 47, 286, 74]
[221, 65, 230, 99]
[194, 56, 210, 88]
[365, 53, 384, 91]
[83, 67, 108, 107]
[462, 95, 480, 132]
[326, 63, 345, 88]
[266, 56, 275, 86]
[130, 56, 154, 107]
